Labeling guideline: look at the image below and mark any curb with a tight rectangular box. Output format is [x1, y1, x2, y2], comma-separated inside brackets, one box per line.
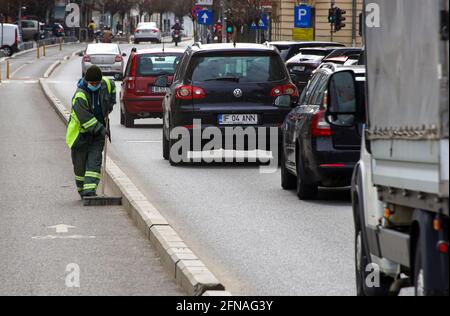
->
[39, 60, 227, 296]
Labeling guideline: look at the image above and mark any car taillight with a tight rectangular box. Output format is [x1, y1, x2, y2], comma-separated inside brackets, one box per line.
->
[135, 29, 140, 34]
[311, 110, 332, 137]
[83, 55, 91, 62]
[152, 29, 159, 33]
[270, 84, 299, 97]
[175, 85, 206, 100]
[127, 77, 136, 91]
[115, 55, 123, 62]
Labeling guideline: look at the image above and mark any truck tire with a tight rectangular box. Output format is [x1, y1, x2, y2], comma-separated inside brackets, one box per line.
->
[354, 193, 396, 296]
[414, 243, 427, 296]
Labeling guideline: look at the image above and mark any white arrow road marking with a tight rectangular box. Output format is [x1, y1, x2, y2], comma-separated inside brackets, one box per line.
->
[48, 224, 76, 233]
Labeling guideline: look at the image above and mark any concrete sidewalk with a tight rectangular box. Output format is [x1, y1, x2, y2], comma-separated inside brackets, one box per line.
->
[0, 68, 184, 295]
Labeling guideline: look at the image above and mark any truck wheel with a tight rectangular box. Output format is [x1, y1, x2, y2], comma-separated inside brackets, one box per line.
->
[414, 245, 426, 296]
[354, 195, 396, 296]
[281, 144, 296, 190]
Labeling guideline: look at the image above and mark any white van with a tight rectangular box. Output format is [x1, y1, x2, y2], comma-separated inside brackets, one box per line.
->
[0, 23, 22, 56]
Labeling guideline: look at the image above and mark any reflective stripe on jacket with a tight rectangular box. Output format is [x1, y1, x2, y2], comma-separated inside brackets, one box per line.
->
[66, 77, 115, 148]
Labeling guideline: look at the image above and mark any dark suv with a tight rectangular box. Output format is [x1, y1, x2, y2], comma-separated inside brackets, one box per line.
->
[157, 43, 299, 164]
[280, 65, 365, 200]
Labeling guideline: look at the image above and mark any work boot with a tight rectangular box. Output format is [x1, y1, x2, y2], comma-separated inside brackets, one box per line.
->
[83, 191, 97, 197]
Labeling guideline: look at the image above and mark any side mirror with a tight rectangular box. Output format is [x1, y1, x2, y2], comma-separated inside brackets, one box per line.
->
[122, 53, 127, 57]
[78, 51, 84, 57]
[155, 75, 170, 88]
[326, 70, 359, 127]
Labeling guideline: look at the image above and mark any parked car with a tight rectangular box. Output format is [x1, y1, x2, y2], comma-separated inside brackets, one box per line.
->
[16, 20, 45, 41]
[156, 43, 299, 164]
[280, 65, 365, 200]
[0, 23, 22, 56]
[286, 47, 345, 92]
[134, 22, 162, 44]
[81, 43, 126, 80]
[120, 48, 185, 127]
[269, 41, 346, 62]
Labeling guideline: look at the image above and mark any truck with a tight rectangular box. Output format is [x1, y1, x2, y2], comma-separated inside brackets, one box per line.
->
[325, 0, 448, 296]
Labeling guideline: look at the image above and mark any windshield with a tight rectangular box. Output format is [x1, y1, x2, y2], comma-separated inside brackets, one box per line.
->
[190, 54, 286, 83]
[137, 54, 183, 76]
[87, 44, 119, 55]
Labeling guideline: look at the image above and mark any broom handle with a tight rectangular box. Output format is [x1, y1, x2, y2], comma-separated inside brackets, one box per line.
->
[101, 117, 109, 196]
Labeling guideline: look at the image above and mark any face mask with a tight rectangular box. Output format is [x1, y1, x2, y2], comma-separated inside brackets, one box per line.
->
[88, 84, 101, 92]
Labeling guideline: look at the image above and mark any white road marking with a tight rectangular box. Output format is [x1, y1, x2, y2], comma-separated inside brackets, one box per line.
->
[32, 235, 96, 240]
[48, 224, 76, 233]
[10, 64, 27, 78]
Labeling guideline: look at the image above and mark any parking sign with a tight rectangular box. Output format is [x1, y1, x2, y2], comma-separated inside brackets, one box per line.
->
[294, 5, 312, 28]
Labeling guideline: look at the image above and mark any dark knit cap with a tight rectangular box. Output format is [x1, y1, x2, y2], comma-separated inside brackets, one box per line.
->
[85, 65, 102, 82]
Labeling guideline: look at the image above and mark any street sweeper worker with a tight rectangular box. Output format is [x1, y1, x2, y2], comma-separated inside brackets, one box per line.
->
[66, 65, 116, 198]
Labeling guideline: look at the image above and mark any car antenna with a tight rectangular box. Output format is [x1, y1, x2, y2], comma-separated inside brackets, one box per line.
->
[162, 38, 165, 52]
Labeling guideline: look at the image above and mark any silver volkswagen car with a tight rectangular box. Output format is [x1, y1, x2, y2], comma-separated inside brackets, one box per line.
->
[81, 43, 126, 80]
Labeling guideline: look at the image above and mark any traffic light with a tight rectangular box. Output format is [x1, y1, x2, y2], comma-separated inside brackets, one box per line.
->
[334, 7, 346, 32]
[226, 21, 234, 34]
[328, 8, 336, 24]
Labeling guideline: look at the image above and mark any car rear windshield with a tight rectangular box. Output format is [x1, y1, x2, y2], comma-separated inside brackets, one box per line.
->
[87, 45, 119, 55]
[137, 54, 183, 77]
[189, 53, 286, 83]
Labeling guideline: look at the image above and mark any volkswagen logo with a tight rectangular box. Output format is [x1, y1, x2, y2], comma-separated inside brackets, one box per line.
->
[233, 89, 243, 98]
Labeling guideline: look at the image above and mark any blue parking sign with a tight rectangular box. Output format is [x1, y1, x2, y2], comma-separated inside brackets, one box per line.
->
[295, 5, 312, 28]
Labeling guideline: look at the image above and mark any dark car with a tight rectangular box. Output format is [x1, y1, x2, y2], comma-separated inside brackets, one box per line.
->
[280, 65, 365, 200]
[269, 41, 346, 62]
[158, 43, 299, 164]
[120, 48, 185, 127]
[285, 47, 345, 93]
[51, 23, 65, 37]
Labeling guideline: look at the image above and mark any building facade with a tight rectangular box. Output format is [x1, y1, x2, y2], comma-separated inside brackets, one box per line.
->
[271, 0, 363, 46]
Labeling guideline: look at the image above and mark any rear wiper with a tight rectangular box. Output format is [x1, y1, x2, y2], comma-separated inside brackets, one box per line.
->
[204, 77, 240, 82]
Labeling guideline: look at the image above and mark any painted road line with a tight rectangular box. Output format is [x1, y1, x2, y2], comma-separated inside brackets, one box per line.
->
[48, 224, 76, 233]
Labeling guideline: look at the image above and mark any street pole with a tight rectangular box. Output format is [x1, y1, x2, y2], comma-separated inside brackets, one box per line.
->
[352, 0, 357, 46]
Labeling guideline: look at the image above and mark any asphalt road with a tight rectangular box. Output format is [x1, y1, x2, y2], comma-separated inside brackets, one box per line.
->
[46, 40, 357, 296]
[0, 44, 184, 296]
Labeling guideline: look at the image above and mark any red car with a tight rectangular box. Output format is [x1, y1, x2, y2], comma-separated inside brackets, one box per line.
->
[120, 48, 185, 127]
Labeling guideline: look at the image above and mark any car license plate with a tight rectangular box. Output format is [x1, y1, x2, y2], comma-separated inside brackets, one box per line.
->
[219, 114, 258, 125]
[152, 87, 170, 93]
[100, 67, 111, 71]
[293, 66, 305, 72]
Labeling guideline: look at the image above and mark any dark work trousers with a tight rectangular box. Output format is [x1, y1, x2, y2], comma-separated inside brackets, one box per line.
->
[71, 133, 105, 196]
